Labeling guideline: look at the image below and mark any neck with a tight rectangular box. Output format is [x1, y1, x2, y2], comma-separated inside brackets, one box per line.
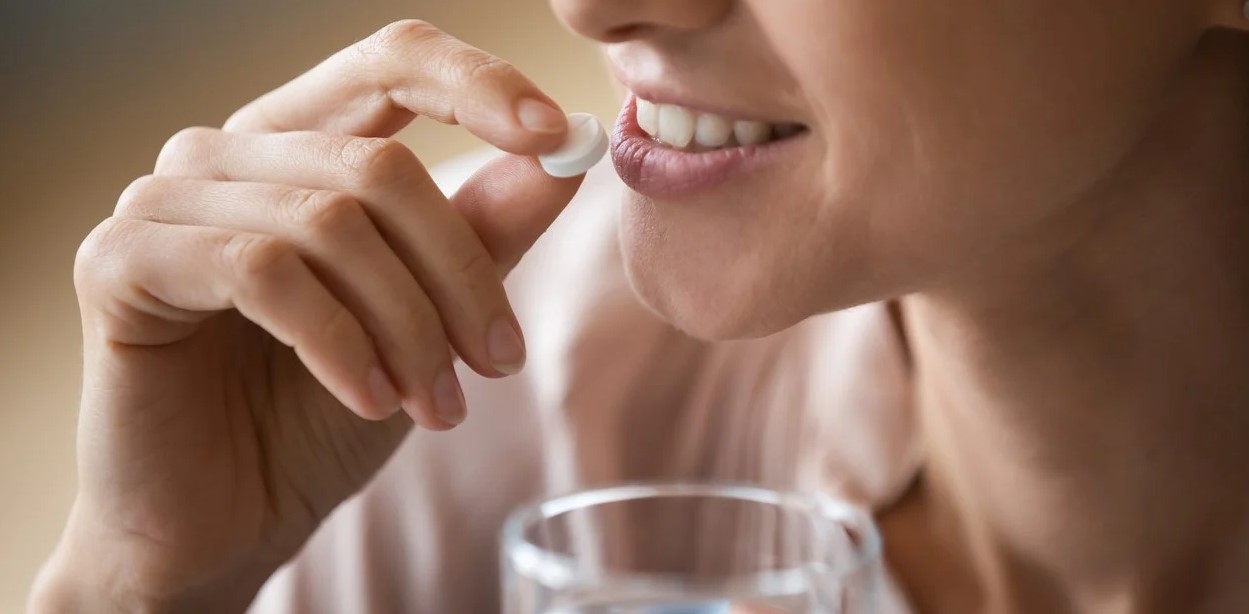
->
[892, 31, 1249, 614]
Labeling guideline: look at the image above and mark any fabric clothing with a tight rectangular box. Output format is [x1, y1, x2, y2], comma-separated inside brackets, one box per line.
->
[249, 151, 922, 613]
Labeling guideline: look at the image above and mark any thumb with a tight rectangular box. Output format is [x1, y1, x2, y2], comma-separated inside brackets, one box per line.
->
[450, 154, 587, 274]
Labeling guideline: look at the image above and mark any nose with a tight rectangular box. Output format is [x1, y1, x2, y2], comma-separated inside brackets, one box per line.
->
[549, 0, 731, 42]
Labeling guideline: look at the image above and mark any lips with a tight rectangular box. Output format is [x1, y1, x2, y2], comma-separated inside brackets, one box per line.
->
[610, 95, 810, 199]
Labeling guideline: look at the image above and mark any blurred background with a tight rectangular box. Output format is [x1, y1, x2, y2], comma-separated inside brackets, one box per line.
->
[0, 1, 617, 608]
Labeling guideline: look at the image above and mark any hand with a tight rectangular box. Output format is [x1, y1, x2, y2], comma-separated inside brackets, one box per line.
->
[30, 20, 584, 612]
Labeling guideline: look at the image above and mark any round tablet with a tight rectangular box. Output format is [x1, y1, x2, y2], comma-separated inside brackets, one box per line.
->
[538, 112, 609, 178]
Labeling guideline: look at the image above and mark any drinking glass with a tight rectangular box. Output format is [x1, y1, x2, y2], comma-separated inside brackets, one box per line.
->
[501, 482, 882, 613]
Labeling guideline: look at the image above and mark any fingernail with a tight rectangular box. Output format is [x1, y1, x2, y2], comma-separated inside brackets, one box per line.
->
[368, 366, 402, 415]
[432, 366, 467, 426]
[487, 317, 527, 375]
[515, 98, 566, 134]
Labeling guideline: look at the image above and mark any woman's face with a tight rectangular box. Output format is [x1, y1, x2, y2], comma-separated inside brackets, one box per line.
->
[549, 0, 1214, 339]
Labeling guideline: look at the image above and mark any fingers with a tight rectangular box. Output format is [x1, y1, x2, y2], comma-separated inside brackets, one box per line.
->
[74, 218, 403, 421]
[450, 153, 587, 274]
[151, 127, 528, 379]
[222, 19, 568, 155]
[113, 176, 465, 429]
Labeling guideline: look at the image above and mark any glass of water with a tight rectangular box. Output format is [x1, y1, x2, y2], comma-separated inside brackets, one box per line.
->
[501, 482, 883, 614]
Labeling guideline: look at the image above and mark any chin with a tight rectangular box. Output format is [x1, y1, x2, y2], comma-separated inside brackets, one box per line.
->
[611, 148, 905, 340]
[619, 227, 820, 342]
[615, 196, 907, 341]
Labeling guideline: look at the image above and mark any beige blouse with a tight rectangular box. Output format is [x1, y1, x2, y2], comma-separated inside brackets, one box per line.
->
[248, 151, 923, 613]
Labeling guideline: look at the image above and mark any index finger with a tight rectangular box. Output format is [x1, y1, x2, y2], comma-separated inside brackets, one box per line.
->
[223, 20, 569, 154]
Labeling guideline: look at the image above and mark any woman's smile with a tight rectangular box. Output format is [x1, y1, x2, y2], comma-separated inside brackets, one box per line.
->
[610, 95, 811, 199]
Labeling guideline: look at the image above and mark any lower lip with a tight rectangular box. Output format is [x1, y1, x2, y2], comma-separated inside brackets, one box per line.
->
[609, 96, 807, 199]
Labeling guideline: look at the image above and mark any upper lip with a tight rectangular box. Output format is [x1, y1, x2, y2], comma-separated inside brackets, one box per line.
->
[613, 76, 807, 126]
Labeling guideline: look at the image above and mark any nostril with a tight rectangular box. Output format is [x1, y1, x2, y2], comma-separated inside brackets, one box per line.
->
[550, 1, 656, 43]
[602, 23, 651, 42]
[550, 0, 729, 42]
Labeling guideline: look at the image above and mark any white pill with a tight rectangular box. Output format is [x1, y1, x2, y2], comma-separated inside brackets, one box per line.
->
[538, 112, 609, 178]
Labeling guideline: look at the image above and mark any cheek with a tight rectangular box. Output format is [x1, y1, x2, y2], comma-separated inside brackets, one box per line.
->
[619, 0, 1201, 339]
[755, 0, 1201, 283]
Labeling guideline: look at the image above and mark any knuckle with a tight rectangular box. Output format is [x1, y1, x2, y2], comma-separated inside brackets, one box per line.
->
[364, 19, 441, 56]
[317, 302, 362, 345]
[454, 52, 517, 88]
[222, 233, 298, 287]
[379, 296, 445, 359]
[281, 189, 369, 238]
[408, 294, 446, 335]
[156, 126, 217, 172]
[113, 175, 164, 218]
[74, 217, 135, 291]
[453, 249, 497, 284]
[337, 137, 417, 188]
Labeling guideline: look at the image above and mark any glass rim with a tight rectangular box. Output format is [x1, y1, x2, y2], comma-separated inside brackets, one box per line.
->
[500, 481, 883, 591]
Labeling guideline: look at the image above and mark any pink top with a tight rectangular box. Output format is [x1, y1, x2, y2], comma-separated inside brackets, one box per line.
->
[248, 152, 922, 613]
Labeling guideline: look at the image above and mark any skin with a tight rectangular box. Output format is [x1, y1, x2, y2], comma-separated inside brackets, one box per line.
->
[28, 2, 1249, 614]
[555, 0, 1249, 612]
[30, 21, 585, 612]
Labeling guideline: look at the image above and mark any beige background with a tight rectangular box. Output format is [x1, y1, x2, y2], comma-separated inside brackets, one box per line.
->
[0, 1, 617, 608]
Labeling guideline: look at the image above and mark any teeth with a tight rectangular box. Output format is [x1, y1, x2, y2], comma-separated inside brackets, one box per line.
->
[635, 96, 801, 151]
[694, 113, 733, 148]
[656, 103, 695, 148]
[733, 120, 771, 146]
[636, 98, 659, 137]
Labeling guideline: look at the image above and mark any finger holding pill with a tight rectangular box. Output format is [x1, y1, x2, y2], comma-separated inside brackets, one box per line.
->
[58, 17, 614, 612]
[538, 113, 609, 178]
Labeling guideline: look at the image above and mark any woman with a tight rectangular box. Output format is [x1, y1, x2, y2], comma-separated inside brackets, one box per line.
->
[29, 0, 1249, 611]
